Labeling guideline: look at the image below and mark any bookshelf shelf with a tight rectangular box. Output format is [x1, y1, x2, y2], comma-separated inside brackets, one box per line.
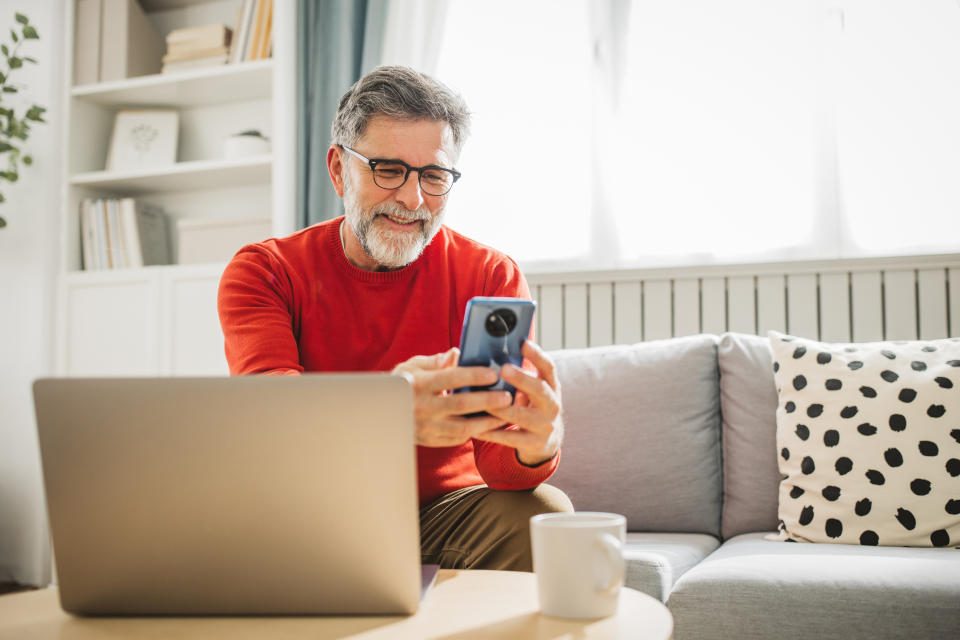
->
[71, 59, 273, 108]
[70, 155, 272, 194]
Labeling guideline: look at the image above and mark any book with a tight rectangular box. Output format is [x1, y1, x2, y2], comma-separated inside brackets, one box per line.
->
[80, 199, 98, 270]
[165, 23, 232, 47]
[120, 198, 171, 267]
[73, 0, 102, 85]
[161, 55, 229, 74]
[100, 0, 164, 81]
[257, 0, 274, 60]
[105, 198, 126, 268]
[230, 0, 256, 64]
[246, 0, 267, 62]
[162, 46, 230, 64]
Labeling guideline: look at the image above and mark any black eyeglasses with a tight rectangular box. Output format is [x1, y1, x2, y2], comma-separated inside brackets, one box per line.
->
[340, 145, 462, 196]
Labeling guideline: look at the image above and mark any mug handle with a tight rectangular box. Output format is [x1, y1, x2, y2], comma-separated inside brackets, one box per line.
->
[595, 533, 625, 596]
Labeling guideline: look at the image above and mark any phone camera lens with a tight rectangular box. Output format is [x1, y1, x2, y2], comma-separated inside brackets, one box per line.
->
[485, 309, 517, 337]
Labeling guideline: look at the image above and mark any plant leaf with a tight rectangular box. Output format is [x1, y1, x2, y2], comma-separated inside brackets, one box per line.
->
[15, 13, 28, 25]
[22, 155, 31, 165]
[10, 29, 17, 43]
[1, 44, 8, 56]
[2, 86, 16, 93]
[25, 106, 43, 121]
[22, 26, 38, 39]
[0, 142, 13, 152]
[8, 57, 22, 69]
[24, 56, 37, 63]
[0, 215, 6, 228]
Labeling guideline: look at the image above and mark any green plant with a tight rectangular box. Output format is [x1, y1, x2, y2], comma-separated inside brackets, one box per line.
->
[0, 12, 46, 228]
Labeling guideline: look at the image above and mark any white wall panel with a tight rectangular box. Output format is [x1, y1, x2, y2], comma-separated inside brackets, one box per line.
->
[643, 280, 672, 341]
[727, 276, 755, 334]
[538, 284, 564, 350]
[786, 274, 818, 338]
[756, 274, 786, 337]
[950, 268, 960, 337]
[563, 284, 588, 349]
[673, 278, 700, 337]
[588, 283, 614, 347]
[883, 269, 917, 340]
[613, 281, 642, 345]
[700, 277, 725, 335]
[851, 271, 883, 342]
[917, 269, 948, 340]
[819, 272, 850, 342]
[165, 273, 228, 375]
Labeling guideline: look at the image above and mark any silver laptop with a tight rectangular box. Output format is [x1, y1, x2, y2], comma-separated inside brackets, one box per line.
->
[33, 373, 432, 616]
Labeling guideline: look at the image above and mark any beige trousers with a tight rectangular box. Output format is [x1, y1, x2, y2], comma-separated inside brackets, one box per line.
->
[419, 484, 574, 572]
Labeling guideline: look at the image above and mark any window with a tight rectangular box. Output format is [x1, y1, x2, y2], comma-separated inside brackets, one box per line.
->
[432, 0, 960, 271]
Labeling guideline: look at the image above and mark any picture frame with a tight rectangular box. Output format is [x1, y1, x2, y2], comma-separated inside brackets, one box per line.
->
[105, 109, 179, 172]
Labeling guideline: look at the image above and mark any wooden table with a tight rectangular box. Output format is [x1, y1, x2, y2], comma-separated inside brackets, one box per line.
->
[0, 570, 673, 639]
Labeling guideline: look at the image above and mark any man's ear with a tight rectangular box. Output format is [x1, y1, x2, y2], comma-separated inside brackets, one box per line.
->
[327, 145, 345, 197]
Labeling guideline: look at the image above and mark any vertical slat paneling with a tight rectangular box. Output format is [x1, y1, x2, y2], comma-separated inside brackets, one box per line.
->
[950, 268, 960, 337]
[786, 274, 818, 339]
[643, 280, 672, 341]
[564, 284, 588, 349]
[917, 269, 948, 340]
[819, 272, 851, 342]
[588, 283, 614, 347]
[884, 269, 917, 340]
[673, 278, 700, 337]
[727, 276, 755, 334]
[539, 284, 564, 350]
[613, 281, 642, 345]
[851, 271, 883, 342]
[756, 274, 786, 336]
[701, 277, 726, 335]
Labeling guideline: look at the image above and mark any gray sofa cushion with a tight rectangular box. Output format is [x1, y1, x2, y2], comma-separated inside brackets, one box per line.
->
[549, 335, 722, 536]
[717, 333, 780, 539]
[668, 532, 960, 640]
[623, 532, 720, 603]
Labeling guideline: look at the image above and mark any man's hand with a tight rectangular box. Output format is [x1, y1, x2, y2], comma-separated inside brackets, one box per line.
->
[475, 340, 564, 466]
[392, 348, 513, 447]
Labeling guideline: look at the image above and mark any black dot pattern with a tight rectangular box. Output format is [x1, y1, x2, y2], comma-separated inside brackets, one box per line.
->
[769, 332, 960, 548]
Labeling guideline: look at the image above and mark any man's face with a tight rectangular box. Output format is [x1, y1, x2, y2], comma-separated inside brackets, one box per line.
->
[332, 115, 455, 271]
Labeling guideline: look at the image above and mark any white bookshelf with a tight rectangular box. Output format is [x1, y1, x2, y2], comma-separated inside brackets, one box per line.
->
[57, 0, 296, 376]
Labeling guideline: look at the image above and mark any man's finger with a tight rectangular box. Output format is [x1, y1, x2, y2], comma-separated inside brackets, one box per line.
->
[500, 364, 555, 409]
[521, 340, 559, 390]
[422, 389, 513, 417]
[417, 365, 499, 395]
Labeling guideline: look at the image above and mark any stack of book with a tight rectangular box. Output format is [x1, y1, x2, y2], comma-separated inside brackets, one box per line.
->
[161, 23, 233, 74]
[81, 198, 171, 270]
[230, 0, 274, 63]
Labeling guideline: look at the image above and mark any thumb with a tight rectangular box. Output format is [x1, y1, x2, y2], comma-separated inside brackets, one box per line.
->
[441, 347, 460, 368]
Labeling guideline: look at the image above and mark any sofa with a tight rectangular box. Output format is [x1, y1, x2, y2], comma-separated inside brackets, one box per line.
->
[546, 333, 960, 640]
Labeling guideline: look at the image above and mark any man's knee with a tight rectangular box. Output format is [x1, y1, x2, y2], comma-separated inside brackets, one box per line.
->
[485, 483, 574, 524]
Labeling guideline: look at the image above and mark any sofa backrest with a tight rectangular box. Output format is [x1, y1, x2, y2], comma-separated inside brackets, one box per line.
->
[716, 333, 781, 538]
[549, 334, 723, 537]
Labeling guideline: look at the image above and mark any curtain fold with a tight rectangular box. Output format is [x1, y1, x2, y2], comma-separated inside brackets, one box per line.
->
[296, 0, 387, 229]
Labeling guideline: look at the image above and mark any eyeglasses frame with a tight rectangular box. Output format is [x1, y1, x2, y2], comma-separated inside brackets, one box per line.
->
[339, 144, 462, 196]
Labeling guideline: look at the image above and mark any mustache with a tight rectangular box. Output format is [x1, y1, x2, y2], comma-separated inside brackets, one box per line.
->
[372, 203, 431, 223]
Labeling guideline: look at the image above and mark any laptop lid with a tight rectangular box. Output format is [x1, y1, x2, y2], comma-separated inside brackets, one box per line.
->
[33, 374, 422, 616]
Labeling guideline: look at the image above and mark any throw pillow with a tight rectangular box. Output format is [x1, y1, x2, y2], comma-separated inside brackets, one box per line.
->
[767, 330, 960, 547]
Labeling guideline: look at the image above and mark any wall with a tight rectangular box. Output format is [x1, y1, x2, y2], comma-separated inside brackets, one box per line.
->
[0, 0, 61, 586]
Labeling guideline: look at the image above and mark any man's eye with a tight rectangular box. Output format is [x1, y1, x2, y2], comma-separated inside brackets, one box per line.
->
[422, 170, 449, 184]
[375, 166, 405, 179]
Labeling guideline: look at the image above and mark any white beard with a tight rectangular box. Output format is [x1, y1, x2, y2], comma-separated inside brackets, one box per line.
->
[342, 173, 444, 269]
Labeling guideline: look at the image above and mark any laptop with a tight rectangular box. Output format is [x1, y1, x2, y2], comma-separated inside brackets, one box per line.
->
[33, 373, 436, 616]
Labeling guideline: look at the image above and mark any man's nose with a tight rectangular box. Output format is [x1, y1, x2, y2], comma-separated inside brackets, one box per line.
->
[394, 171, 425, 211]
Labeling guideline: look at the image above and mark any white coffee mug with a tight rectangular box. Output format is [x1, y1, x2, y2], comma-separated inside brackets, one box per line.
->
[530, 512, 626, 619]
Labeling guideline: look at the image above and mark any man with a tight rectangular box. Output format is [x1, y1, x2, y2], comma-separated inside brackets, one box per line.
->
[218, 66, 572, 571]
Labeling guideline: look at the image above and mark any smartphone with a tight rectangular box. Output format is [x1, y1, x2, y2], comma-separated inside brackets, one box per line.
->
[455, 297, 536, 414]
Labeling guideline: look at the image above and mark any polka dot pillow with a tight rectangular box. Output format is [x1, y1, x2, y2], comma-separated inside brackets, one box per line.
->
[767, 330, 960, 547]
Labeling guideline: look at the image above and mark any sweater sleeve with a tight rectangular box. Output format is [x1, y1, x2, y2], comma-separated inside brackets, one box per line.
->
[472, 255, 561, 489]
[217, 246, 303, 376]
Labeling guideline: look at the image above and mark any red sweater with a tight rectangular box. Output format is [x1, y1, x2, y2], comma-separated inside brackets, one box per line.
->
[217, 217, 559, 505]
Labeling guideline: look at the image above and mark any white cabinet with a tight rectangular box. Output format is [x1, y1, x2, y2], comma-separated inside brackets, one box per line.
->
[58, 264, 229, 375]
[57, 0, 295, 376]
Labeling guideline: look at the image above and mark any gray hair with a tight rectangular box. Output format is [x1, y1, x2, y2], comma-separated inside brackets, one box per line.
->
[331, 66, 472, 159]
